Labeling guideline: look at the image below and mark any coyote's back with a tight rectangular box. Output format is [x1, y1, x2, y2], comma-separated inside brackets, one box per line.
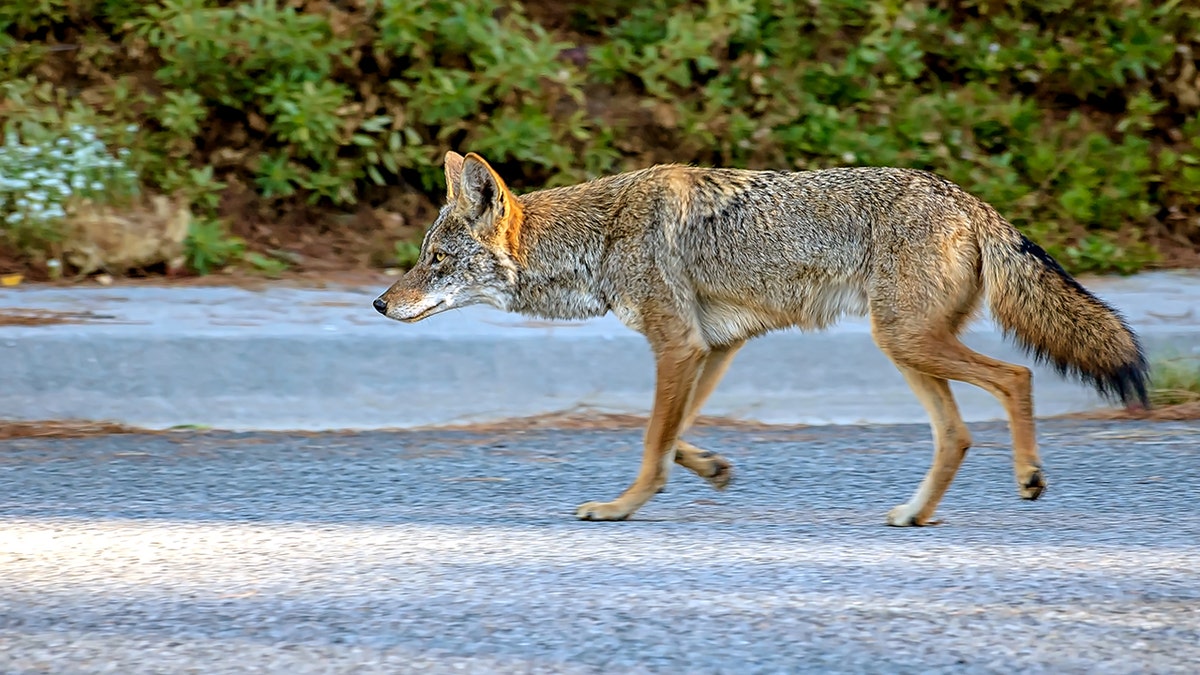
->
[598, 165, 996, 346]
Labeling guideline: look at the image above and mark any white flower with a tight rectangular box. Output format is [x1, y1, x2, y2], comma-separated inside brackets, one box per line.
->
[0, 123, 139, 227]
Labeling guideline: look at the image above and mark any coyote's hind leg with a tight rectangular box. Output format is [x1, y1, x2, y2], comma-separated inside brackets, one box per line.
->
[672, 342, 743, 491]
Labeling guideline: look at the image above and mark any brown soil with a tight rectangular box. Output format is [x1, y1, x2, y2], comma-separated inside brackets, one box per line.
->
[0, 420, 150, 440]
[0, 307, 133, 326]
[1061, 401, 1200, 422]
[0, 262, 398, 293]
[216, 178, 439, 274]
[430, 404, 1200, 432]
[410, 412, 814, 433]
[4, 402, 1195, 442]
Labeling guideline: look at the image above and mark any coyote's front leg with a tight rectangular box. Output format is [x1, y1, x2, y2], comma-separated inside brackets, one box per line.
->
[576, 338, 706, 521]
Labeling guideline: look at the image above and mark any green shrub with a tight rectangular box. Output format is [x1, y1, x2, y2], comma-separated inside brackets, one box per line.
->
[2, 0, 1198, 276]
[183, 216, 244, 275]
[1149, 355, 1200, 407]
[393, 240, 421, 269]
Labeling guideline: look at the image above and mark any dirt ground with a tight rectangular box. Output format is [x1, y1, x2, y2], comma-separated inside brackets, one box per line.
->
[2, 400, 1197, 441]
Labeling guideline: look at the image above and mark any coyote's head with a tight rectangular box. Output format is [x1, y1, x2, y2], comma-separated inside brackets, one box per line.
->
[373, 151, 524, 323]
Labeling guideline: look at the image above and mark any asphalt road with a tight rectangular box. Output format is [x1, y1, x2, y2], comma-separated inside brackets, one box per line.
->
[2, 420, 1198, 674]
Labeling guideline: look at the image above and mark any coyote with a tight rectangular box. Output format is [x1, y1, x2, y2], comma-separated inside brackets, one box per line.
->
[374, 151, 1149, 526]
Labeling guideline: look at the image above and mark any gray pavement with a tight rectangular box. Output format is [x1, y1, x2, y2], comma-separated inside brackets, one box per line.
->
[2, 419, 1199, 673]
[2, 270, 1199, 430]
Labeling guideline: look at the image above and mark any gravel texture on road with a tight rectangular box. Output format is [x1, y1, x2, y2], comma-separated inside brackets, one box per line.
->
[2, 419, 1198, 674]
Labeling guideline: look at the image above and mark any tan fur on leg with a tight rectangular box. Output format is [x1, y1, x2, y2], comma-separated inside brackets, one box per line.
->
[885, 365, 973, 526]
[576, 336, 706, 521]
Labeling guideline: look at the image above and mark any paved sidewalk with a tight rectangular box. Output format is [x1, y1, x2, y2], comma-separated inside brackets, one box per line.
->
[2, 271, 1198, 430]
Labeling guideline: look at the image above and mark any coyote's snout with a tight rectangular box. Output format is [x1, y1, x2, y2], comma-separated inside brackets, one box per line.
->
[375, 150, 1150, 527]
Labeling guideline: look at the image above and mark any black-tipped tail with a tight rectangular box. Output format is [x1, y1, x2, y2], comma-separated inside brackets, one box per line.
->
[983, 234, 1150, 408]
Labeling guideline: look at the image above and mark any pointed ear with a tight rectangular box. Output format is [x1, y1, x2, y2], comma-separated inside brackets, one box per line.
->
[459, 153, 512, 220]
[443, 151, 465, 202]
[458, 153, 524, 255]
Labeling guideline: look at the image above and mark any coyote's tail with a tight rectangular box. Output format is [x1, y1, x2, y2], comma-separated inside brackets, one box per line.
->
[980, 220, 1150, 408]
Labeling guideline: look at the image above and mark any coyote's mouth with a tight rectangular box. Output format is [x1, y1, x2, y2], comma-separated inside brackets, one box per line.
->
[397, 300, 446, 323]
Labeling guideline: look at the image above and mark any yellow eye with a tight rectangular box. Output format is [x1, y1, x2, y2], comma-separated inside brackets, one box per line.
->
[432, 251, 447, 264]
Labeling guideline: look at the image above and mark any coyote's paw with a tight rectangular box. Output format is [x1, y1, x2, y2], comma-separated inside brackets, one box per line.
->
[575, 500, 634, 521]
[886, 503, 937, 527]
[1017, 467, 1047, 501]
[698, 454, 733, 491]
[676, 442, 733, 491]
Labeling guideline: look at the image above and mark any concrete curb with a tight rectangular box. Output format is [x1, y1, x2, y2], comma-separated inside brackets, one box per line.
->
[3, 271, 1198, 431]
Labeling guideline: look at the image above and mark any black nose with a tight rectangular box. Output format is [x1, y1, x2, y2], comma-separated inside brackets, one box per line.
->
[373, 298, 388, 315]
